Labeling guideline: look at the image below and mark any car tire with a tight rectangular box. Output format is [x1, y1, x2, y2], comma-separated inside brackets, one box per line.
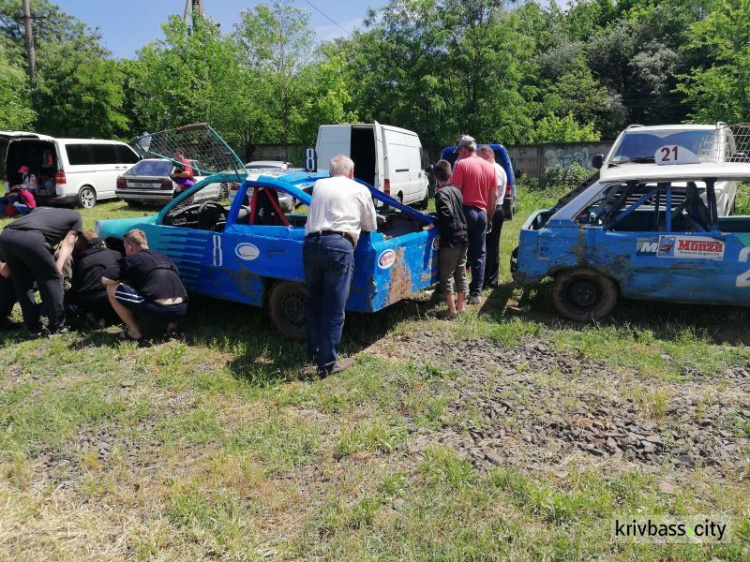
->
[78, 186, 97, 209]
[269, 281, 307, 340]
[125, 200, 142, 208]
[552, 268, 618, 322]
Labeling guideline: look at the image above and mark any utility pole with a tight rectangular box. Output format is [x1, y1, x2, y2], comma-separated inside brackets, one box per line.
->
[183, 0, 204, 25]
[22, 0, 36, 83]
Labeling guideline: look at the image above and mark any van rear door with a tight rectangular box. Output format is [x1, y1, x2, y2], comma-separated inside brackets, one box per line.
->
[315, 125, 351, 172]
[373, 121, 385, 193]
[381, 125, 410, 203]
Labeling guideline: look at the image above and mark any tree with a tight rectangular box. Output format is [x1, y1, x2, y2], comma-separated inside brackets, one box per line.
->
[677, 0, 750, 123]
[0, 42, 34, 129]
[236, 0, 315, 158]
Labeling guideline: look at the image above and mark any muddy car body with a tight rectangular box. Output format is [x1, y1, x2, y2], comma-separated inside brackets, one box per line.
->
[96, 171, 438, 338]
[512, 156, 750, 321]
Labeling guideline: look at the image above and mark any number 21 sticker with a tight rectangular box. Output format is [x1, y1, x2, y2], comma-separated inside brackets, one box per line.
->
[655, 145, 701, 165]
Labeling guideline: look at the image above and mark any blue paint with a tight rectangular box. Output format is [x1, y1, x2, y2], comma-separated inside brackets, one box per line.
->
[97, 171, 439, 320]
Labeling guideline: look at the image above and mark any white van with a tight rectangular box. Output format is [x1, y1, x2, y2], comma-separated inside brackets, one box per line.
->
[315, 122, 430, 207]
[0, 131, 140, 208]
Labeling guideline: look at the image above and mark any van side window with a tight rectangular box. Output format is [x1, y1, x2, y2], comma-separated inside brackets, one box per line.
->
[91, 144, 118, 165]
[116, 145, 140, 164]
[66, 144, 94, 165]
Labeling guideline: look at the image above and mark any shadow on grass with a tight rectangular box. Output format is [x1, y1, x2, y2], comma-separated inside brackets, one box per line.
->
[498, 279, 750, 346]
[105, 294, 439, 385]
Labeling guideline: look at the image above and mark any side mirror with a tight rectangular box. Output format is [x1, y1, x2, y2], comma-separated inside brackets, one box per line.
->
[427, 162, 435, 174]
[592, 154, 604, 169]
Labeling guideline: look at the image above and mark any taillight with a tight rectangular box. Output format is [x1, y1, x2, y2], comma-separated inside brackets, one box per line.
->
[384, 179, 391, 195]
[505, 183, 513, 197]
[55, 171, 66, 185]
[116, 179, 126, 189]
[161, 179, 173, 190]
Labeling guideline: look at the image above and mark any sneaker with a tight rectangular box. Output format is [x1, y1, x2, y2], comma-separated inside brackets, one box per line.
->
[467, 293, 481, 305]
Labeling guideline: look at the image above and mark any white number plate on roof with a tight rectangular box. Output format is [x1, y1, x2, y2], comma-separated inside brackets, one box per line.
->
[655, 145, 701, 165]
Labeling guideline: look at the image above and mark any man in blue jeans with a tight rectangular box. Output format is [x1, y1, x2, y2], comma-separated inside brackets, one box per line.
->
[450, 136, 497, 304]
[304, 155, 377, 376]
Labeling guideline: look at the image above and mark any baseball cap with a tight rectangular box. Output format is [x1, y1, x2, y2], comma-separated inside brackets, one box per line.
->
[454, 135, 476, 152]
[18, 165, 29, 174]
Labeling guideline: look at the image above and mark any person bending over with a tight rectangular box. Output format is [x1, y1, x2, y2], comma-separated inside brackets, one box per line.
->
[304, 155, 377, 376]
[0, 208, 82, 334]
[102, 229, 188, 342]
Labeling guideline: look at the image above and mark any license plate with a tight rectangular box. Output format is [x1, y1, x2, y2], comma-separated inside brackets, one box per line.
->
[129, 182, 160, 188]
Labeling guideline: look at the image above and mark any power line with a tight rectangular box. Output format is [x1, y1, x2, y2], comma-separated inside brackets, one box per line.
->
[303, 0, 351, 35]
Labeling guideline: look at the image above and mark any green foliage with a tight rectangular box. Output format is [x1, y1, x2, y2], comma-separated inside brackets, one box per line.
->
[0, 43, 34, 129]
[541, 162, 595, 189]
[677, 0, 750, 123]
[534, 113, 601, 143]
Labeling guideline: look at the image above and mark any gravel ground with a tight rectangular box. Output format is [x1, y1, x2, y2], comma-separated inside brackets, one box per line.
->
[369, 327, 750, 477]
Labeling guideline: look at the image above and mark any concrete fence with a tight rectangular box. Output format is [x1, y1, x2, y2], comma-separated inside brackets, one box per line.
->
[250, 141, 616, 180]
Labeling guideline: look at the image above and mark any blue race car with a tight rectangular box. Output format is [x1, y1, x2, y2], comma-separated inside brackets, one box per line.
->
[96, 171, 438, 338]
[512, 158, 750, 322]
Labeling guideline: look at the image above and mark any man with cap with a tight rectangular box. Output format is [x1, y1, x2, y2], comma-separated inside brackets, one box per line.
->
[0, 207, 83, 333]
[450, 135, 497, 304]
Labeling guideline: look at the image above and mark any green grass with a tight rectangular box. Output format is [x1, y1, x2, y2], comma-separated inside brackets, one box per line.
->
[0, 186, 748, 560]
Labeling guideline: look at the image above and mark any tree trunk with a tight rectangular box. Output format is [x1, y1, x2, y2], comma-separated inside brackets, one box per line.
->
[22, 0, 36, 83]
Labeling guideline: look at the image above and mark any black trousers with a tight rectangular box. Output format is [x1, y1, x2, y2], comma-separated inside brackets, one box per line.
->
[483, 206, 505, 289]
[0, 275, 17, 319]
[0, 229, 65, 332]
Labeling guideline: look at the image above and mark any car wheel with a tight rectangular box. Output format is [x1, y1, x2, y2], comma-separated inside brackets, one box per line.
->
[552, 268, 618, 322]
[125, 200, 142, 208]
[78, 186, 97, 209]
[269, 281, 307, 340]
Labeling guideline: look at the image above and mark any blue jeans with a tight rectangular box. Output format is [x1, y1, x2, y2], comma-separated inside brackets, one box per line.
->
[303, 234, 355, 374]
[463, 206, 487, 295]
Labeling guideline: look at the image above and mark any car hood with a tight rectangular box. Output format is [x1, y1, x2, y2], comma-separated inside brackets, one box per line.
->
[96, 215, 158, 240]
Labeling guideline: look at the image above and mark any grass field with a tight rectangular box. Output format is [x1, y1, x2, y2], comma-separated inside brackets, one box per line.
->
[0, 187, 749, 560]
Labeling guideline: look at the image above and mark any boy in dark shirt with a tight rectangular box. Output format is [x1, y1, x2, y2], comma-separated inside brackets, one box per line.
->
[65, 231, 122, 324]
[433, 160, 469, 319]
[102, 229, 188, 342]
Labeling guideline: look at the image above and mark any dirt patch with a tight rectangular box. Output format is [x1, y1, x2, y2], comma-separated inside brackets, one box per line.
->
[369, 329, 750, 476]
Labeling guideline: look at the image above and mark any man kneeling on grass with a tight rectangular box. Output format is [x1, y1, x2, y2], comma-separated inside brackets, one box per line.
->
[101, 229, 188, 343]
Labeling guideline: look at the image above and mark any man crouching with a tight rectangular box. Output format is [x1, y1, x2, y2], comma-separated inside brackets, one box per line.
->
[102, 229, 188, 343]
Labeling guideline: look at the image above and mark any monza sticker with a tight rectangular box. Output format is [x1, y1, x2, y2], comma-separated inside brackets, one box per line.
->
[235, 242, 260, 261]
[377, 249, 397, 269]
[656, 235, 724, 260]
[636, 237, 659, 255]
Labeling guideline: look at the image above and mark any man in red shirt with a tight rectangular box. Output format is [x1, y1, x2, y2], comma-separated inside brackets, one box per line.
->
[450, 135, 497, 303]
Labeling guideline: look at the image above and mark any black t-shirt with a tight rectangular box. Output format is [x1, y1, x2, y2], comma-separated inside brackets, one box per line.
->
[104, 249, 187, 301]
[5, 208, 83, 247]
[72, 245, 122, 299]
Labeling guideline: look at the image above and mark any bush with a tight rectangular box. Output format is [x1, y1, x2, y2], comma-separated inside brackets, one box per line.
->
[541, 162, 595, 190]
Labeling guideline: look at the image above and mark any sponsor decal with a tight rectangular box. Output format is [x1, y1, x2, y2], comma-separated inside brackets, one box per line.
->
[432, 236, 440, 250]
[657, 235, 724, 260]
[235, 242, 260, 261]
[377, 249, 397, 269]
[636, 237, 659, 255]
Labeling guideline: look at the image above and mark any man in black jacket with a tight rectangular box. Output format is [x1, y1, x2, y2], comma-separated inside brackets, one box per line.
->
[433, 160, 469, 318]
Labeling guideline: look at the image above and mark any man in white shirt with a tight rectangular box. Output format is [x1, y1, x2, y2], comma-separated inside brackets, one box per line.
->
[304, 155, 377, 376]
[477, 145, 507, 289]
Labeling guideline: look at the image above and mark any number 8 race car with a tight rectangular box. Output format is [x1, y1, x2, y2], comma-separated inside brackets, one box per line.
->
[96, 171, 439, 338]
[511, 145, 750, 322]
